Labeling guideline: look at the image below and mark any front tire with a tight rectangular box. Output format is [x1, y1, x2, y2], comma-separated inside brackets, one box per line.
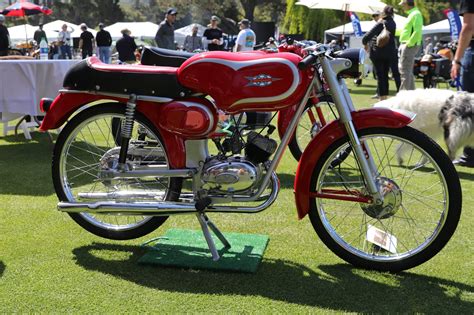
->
[308, 127, 461, 272]
[52, 104, 182, 240]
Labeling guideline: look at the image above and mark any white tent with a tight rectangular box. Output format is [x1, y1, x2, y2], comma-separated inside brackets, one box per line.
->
[105, 22, 159, 40]
[7, 24, 36, 41]
[423, 17, 464, 35]
[324, 14, 408, 41]
[43, 20, 96, 40]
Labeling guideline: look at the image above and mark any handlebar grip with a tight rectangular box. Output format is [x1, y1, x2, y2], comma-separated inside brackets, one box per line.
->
[298, 54, 317, 70]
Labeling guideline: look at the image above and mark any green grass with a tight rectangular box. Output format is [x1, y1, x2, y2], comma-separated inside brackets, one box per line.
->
[0, 77, 473, 313]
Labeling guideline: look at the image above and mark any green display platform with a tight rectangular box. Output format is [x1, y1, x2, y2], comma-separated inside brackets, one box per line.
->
[138, 229, 269, 273]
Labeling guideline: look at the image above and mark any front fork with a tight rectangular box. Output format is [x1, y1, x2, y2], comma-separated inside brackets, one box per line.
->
[320, 57, 383, 204]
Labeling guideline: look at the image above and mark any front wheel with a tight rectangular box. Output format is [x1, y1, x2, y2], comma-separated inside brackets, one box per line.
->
[52, 104, 182, 240]
[308, 127, 461, 272]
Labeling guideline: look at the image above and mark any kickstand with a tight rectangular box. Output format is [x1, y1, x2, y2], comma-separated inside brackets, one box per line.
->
[196, 213, 231, 261]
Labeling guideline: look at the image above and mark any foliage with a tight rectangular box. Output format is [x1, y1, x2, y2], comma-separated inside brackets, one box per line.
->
[283, 0, 342, 41]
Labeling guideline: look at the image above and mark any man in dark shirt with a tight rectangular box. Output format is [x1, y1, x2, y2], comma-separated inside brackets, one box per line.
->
[116, 28, 137, 64]
[155, 8, 177, 50]
[79, 23, 95, 59]
[0, 14, 10, 57]
[96, 23, 112, 64]
[203, 16, 223, 51]
[33, 24, 47, 45]
[451, 0, 474, 167]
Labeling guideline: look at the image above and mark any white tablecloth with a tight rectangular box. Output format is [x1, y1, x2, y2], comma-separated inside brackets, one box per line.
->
[0, 60, 79, 116]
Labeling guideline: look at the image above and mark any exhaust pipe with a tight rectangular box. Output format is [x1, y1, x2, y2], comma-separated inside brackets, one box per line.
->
[58, 173, 280, 215]
[58, 200, 197, 215]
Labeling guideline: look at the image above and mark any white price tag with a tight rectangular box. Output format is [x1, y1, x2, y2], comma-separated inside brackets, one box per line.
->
[366, 224, 398, 254]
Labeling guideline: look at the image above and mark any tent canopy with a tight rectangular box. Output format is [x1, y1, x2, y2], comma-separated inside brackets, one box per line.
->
[324, 14, 407, 42]
[43, 20, 96, 40]
[423, 17, 464, 35]
[105, 22, 159, 40]
[174, 23, 207, 46]
[7, 24, 36, 41]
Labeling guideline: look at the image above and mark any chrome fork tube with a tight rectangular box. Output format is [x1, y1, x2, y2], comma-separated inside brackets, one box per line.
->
[319, 57, 382, 202]
[238, 76, 317, 202]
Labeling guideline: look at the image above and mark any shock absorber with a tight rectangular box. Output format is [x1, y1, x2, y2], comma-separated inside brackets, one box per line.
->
[118, 94, 137, 166]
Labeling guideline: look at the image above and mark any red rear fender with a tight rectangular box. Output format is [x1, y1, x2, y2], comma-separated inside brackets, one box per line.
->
[294, 108, 414, 220]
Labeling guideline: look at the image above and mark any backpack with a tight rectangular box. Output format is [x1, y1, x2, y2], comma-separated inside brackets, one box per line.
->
[376, 21, 391, 48]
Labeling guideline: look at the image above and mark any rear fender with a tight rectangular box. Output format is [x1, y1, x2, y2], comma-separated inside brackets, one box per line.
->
[39, 92, 186, 168]
[294, 108, 415, 219]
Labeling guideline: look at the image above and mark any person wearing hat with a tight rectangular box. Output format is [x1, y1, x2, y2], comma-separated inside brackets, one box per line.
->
[116, 28, 138, 64]
[33, 24, 47, 45]
[0, 14, 10, 57]
[235, 19, 256, 52]
[155, 8, 177, 50]
[398, 0, 423, 91]
[79, 23, 95, 59]
[450, 0, 474, 167]
[203, 16, 223, 51]
[96, 23, 112, 63]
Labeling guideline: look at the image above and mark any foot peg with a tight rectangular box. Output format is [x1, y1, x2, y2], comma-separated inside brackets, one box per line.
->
[196, 213, 231, 261]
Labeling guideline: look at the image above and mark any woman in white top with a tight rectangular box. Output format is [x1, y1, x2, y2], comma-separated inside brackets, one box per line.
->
[58, 24, 74, 59]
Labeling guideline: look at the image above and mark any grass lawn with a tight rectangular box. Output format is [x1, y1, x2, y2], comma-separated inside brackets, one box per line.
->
[0, 77, 473, 313]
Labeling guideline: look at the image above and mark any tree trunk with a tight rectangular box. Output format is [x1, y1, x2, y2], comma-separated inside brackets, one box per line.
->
[241, 0, 258, 21]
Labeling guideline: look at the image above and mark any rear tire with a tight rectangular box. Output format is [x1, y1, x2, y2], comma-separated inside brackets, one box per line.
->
[308, 127, 461, 272]
[52, 104, 182, 240]
[288, 95, 335, 161]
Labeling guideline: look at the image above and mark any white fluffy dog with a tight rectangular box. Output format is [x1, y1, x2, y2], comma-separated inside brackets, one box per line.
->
[374, 89, 474, 163]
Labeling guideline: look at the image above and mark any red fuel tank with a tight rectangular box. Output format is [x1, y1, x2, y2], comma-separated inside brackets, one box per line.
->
[177, 52, 312, 114]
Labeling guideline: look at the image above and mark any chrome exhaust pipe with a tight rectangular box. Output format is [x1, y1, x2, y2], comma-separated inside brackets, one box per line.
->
[58, 200, 196, 214]
[58, 173, 280, 215]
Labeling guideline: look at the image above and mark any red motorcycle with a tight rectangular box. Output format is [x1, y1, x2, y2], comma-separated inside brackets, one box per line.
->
[40, 46, 461, 272]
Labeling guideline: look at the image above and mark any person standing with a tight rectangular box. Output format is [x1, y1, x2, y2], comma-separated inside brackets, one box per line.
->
[203, 16, 223, 51]
[116, 28, 137, 64]
[398, 0, 423, 90]
[235, 19, 256, 52]
[96, 23, 112, 64]
[363, 6, 397, 101]
[79, 23, 95, 59]
[58, 23, 73, 59]
[33, 24, 47, 45]
[450, 0, 474, 167]
[155, 8, 177, 50]
[0, 14, 10, 57]
[184, 24, 203, 52]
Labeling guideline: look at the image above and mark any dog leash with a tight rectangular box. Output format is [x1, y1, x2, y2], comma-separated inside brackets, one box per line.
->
[455, 77, 463, 91]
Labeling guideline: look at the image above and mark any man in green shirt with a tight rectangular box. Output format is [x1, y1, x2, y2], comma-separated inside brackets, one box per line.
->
[398, 0, 423, 90]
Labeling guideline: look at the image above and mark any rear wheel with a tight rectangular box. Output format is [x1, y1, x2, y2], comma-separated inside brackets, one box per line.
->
[308, 127, 461, 272]
[288, 95, 336, 161]
[52, 104, 182, 240]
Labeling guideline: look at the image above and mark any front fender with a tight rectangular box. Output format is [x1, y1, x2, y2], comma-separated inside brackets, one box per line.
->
[294, 108, 415, 220]
[39, 92, 187, 168]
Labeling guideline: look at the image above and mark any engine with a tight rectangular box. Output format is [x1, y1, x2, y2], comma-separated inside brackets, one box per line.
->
[201, 157, 263, 194]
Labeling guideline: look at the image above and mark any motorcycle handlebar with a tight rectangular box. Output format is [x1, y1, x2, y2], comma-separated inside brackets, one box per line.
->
[298, 53, 318, 70]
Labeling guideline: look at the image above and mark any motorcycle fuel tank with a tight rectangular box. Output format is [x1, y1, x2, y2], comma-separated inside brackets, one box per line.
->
[177, 51, 312, 114]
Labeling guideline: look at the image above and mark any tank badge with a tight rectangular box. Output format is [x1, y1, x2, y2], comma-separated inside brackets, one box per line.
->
[245, 74, 281, 87]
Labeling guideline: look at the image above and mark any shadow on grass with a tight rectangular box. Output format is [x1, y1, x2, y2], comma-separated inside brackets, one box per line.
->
[0, 136, 55, 196]
[73, 243, 473, 313]
[0, 261, 4, 278]
[455, 169, 474, 181]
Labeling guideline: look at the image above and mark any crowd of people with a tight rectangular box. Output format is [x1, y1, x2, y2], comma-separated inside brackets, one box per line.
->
[154, 8, 256, 53]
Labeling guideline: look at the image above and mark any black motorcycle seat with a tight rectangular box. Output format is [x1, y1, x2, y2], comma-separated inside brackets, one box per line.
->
[63, 57, 190, 98]
[140, 46, 195, 67]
